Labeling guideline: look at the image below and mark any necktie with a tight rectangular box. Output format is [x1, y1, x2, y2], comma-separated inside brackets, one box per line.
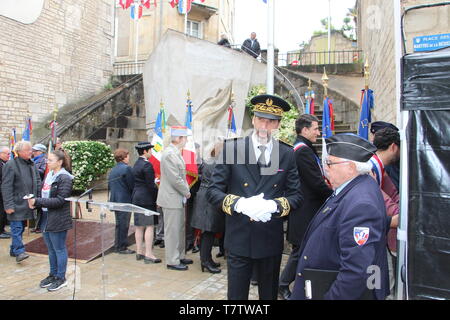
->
[258, 145, 267, 167]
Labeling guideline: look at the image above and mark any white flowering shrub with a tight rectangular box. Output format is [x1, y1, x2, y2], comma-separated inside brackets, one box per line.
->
[62, 141, 115, 191]
[246, 85, 299, 145]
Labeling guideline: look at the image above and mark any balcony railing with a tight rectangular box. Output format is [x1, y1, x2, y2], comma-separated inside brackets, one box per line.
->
[113, 61, 146, 76]
[279, 50, 364, 67]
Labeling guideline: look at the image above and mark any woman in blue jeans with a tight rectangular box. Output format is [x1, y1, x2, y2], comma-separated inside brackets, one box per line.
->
[28, 150, 73, 292]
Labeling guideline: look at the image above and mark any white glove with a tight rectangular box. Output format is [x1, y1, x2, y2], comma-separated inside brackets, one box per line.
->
[253, 200, 278, 222]
[235, 196, 260, 222]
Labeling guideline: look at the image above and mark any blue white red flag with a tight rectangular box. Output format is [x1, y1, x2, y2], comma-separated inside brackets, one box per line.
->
[22, 117, 32, 141]
[358, 89, 374, 140]
[322, 98, 333, 139]
[183, 96, 198, 187]
[150, 106, 167, 184]
[170, 0, 205, 14]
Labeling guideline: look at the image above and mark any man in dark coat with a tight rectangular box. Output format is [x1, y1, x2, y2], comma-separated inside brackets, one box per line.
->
[290, 134, 390, 300]
[207, 94, 303, 300]
[278, 114, 333, 299]
[241, 32, 261, 58]
[109, 149, 135, 254]
[0, 146, 11, 239]
[1, 141, 41, 263]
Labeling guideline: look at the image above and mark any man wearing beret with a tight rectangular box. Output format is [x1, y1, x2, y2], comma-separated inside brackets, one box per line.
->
[207, 94, 303, 300]
[290, 134, 390, 300]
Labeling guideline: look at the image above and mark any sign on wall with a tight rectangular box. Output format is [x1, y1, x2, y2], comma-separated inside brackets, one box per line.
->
[413, 33, 450, 52]
[0, 0, 44, 24]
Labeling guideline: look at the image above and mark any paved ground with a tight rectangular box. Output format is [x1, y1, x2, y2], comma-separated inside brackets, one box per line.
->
[0, 190, 289, 300]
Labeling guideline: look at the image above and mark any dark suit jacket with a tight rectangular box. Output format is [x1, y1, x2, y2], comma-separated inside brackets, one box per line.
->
[207, 136, 303, 259]
[108, 162, 134, 204]
[0, 159, 6, 211]
[241, 38, 261, 58]
[132, 157, 157, 209]
[290, 175, 390, 300]
[287, 136, 333, 245]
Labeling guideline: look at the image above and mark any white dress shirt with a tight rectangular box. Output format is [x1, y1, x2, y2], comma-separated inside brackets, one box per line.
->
[252, 132, 273, 165]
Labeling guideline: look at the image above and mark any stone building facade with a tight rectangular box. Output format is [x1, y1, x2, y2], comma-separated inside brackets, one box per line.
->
[114, 0, 235, 63]
[0, 0, 114, 145]
[356, 0, 450, 125]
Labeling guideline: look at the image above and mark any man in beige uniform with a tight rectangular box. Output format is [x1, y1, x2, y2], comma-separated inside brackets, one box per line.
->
[157, 126, 193, 271]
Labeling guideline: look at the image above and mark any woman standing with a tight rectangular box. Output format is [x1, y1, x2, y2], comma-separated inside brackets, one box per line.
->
[132, 142, 161, 264]
[191, 142, 225, 273]
[28, 150, 73, 291]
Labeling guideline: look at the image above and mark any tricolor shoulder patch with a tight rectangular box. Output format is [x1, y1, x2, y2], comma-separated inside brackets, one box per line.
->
[353, 227, 370, 246]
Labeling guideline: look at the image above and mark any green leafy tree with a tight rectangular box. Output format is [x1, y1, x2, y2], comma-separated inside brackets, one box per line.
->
[62, 141, 115, 191]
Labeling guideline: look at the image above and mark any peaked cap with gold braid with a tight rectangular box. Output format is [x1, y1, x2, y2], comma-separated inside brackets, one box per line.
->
[251, 94, 291, 120]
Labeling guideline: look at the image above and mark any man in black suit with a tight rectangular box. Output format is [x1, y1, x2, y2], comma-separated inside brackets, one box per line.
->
[278, 114, 333, 299]
[109, 149, 135, 254]
[241, 32, 261, 59]
[207, 94, 303, 300]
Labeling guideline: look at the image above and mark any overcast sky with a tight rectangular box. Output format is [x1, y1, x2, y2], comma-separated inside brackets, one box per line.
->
[234, 0, 357, 53]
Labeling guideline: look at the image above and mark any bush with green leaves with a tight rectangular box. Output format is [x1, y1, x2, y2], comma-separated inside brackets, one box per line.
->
[246, 85, 300, 145]
[62, 141, 115, 191]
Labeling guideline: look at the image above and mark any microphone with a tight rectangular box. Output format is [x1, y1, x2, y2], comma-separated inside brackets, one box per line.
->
[78, 174, 126, 199]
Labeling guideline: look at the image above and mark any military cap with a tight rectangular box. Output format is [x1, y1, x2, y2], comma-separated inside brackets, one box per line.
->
[251, 94, 291, 120]
[135, 142, 154, 150]
[370, 121, 399, 134]
[170, 126, 192, 137]
[326, 134, 377, 162]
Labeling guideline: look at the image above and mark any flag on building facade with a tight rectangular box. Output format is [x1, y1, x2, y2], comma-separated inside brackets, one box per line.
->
[22, 117, 32, 141]
[358, 89, 374, 140]
[150, 106, 167, 184]
[9, 128, 16, 160]
[182, 95, 198, 187]
[170, 0, 205, 14]
[322, 97, 333, 139]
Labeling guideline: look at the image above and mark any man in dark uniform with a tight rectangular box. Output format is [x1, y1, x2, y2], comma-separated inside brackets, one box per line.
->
[207, 94, 303, 300]
[278, 114, 333, 299]
[290, 134, 390, 300]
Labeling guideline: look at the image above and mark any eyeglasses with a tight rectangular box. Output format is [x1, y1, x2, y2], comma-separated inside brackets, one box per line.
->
[325, 160, 351, 168]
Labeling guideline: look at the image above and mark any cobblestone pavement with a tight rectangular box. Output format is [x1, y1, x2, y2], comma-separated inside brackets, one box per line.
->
[0, 191, 290, 300]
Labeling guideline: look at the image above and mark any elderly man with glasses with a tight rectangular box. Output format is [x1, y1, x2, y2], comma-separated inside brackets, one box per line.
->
[0, 146, 12, 239]
[290, 134, 391, 300]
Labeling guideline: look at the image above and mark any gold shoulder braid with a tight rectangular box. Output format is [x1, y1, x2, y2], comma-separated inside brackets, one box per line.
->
[275, 197, 291, 217]
[222, 194, 241, 216]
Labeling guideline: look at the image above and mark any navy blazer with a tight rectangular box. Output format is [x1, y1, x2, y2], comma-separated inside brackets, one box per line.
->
[108, 162, 134, 204]
[207, 136, 303, 259]
[290, 174, 390, 300]
[132, 157, 157, 208]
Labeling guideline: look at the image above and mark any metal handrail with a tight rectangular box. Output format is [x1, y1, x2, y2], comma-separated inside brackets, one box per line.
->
[280, 50, 364, 66]
[36, 74, 143, 144]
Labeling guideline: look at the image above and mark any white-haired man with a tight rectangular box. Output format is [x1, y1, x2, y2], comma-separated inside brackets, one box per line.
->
[1, 141, 41, 263]
[290, 134, 390, 300]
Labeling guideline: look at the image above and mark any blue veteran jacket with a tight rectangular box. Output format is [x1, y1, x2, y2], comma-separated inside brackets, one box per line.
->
[207, 136, 303, 259]
[109, 162, 135, 204]
[290, 174, 390, 300]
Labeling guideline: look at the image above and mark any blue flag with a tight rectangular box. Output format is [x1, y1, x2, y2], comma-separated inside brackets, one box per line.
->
[358, 89, 374, 140]
[22, 117, 32, 141]
[155, 110, 163, 139]
[322, 97, 333, 138]
[185, 99, 193, 129]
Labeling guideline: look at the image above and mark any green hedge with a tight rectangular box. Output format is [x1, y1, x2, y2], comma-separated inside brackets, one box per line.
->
[62, 141, 115, 191]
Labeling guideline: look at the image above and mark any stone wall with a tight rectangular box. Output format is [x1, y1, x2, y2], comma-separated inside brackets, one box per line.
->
[356, 0, 450, 126]
[0, 0, 114, 145]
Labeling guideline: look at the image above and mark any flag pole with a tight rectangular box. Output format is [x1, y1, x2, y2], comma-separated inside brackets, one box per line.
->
[135, 14, 140, 74]
[267, 0, 275, 94]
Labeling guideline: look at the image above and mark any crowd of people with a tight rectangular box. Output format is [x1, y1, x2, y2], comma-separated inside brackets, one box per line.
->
[1, 94, 401, 300]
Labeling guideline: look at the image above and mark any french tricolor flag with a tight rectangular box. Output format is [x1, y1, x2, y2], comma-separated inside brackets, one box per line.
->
[130, 2, 143, 20]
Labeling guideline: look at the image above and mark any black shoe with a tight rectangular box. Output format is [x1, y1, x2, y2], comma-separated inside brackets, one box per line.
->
[251, 280, 258, 286]
[278, 285, 291, 300]
[167, 264, 188, 271]
[180, 258, 193, 265]
[47, 277, 67, 291]
[16, 252, 29, 263]
[9, 251, 15, 257]
[0, 233, 11, 239]
[201, 261, 221, 274]
[159, 241, 165, 248]
[153, 239, 163, 246]
[144, 257, 162, 264]
[185, 243, 194, 252]
[40, 275, 57, 288]
[192, 245, 200, 253]
[209, 260, 221, 268]
[136, 254, 145, 261]
[117, 249, 136, 255]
